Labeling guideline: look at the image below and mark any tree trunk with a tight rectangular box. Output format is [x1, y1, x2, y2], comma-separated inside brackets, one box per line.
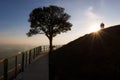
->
[49, 37, 53, 80]
[49, 37, 53, 54]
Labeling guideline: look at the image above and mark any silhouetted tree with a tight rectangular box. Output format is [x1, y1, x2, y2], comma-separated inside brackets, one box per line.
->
[27, 5, 72, 54]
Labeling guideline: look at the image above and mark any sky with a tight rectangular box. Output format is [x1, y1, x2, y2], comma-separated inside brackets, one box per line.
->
[0, 0, 120, 46]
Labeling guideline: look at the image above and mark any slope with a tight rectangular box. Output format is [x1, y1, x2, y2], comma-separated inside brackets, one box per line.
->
[51, 25, 120, 80]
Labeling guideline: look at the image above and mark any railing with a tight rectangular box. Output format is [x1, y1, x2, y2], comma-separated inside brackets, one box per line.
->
[0, 46, 49, 80]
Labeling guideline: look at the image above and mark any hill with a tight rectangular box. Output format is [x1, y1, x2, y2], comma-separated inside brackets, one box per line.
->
[51, 25, 120, 80]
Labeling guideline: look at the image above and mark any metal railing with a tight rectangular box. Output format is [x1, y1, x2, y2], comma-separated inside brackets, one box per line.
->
[0, 46, 49, 80]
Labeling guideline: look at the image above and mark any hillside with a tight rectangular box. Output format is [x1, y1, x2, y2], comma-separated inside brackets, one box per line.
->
[51, 25, 120, 80]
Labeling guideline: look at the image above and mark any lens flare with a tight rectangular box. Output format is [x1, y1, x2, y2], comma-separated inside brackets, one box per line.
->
[89, 23, 100, 32]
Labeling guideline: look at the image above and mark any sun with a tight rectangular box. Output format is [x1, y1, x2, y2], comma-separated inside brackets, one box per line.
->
[89, 23, 100, 32]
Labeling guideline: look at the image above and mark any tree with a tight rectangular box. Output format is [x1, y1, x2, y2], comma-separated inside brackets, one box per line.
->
[27, 5, 72, 54]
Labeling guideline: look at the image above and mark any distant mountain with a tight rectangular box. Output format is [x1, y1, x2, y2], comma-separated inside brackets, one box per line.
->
[51, 25, 120, 80]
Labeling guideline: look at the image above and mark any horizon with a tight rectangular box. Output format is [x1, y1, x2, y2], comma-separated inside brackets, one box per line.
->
[0, 0, 120, 46]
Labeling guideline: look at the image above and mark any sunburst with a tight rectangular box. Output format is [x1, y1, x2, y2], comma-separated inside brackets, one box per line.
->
[89, 23, 100, 32]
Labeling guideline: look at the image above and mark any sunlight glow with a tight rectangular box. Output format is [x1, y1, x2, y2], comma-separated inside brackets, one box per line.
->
[89, 23, 100, 32]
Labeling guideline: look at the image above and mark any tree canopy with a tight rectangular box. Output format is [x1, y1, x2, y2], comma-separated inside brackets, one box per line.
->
[27, 5, 72, 37]
[27, 5, 72, 53]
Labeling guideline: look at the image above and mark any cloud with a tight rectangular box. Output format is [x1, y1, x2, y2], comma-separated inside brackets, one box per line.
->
[85, 6, 103, 23]
[85, 6, 101, 20]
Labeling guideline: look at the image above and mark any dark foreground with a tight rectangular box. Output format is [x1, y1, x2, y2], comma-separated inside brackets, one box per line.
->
[51, 25, 120, 80]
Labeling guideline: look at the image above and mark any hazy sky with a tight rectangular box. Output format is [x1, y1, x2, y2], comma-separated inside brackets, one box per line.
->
[0, 0, 120, 46]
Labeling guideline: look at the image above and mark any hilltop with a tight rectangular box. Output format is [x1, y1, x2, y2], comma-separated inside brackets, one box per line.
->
[51, 25, 120, 80]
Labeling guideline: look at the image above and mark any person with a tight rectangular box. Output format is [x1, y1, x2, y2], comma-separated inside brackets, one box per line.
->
[100, 22, 105, 29]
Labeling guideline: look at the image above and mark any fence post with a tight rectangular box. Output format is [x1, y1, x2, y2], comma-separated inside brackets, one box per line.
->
[37, 47, 39, 55]
[43, 46, 45, 52]
[21, 52, 25, 72]
[4, 59, 8, 80]
[15, 56, 17, 78]
[25, 52, 28, 66]
[38, 47, 40, 55]
[29, 50, 31, 64]
[35, 48, 37, 57]
[39, 46, 41, 54]
[38, 47, 39, 55]
[33, 48, 36, 59]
